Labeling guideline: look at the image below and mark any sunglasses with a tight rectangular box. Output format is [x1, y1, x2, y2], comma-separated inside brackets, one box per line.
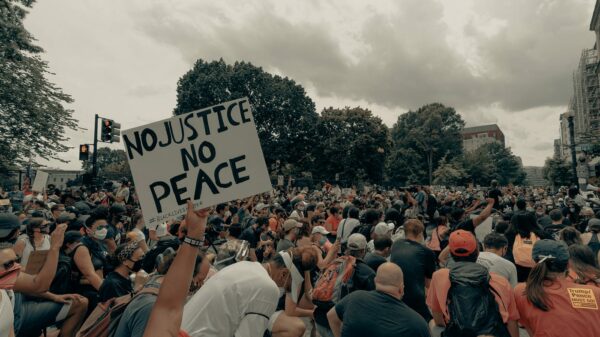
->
[2, 257, 21, 270]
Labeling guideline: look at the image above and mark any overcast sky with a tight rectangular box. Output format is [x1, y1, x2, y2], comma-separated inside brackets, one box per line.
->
[25, 0, 596, 169]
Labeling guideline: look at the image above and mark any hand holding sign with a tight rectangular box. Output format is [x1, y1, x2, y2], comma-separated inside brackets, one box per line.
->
[185, 200, 209, 240]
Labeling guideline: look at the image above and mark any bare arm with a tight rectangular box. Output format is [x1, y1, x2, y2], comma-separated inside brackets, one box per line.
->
[284, 293, 314, 318]
[12, 240, 25, 257]
[14, 224, 65, 294]
[327, 307, 342, 337]
[318, 241, 340, 270]
[472, 198, 495, 227]
[144, 200, 207, 337]
[73, 246, 104, 291]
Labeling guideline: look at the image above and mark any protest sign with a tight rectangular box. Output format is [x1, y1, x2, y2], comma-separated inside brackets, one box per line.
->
[25, 250, 49, 275]
[32, 171, 49, 193]
[122, 98, 271, 227]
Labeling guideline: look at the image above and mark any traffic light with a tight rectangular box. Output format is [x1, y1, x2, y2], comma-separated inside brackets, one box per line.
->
[79, 144, 89, 161]
[100, 119, 121, 143]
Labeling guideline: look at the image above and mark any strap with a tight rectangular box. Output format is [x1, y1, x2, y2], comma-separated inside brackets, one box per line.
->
[340, 219, 347, 241]
[245, 311, 270, 320]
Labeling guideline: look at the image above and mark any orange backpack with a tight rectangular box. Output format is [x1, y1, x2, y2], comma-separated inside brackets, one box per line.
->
[312, 256, 356, 303]
[513, 233, 538, 268]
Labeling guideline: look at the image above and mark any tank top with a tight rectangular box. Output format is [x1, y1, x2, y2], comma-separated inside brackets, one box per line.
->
[19, 234, 51, 267]
[0, 290, 14, 337]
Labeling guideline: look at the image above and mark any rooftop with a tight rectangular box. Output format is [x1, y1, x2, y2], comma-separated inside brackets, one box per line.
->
[461, 124, 502, 134]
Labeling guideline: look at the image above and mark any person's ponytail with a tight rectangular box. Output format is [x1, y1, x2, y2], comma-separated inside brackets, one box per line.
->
[525, 260, 551, 311]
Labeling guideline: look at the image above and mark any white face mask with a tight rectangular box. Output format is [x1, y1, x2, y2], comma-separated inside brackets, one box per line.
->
[93, 228, 108, 240]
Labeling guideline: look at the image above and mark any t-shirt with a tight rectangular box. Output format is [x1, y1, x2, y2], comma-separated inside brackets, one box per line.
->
[181, 261, 279, 337]
[454, 218, 475, 233]
[335, 290, 430, 337]
[276, 238, 295, 253]
[113, 292, 157, 337]
[0, 290, 13, 337]
[115, 186, 130, 204]
[477, 251, 518, 287]
[325, 215, 341, 233]
[390, 239, 436, 321]
[426, 268, 519, 324]
[337, 218, 360, 243]
[364, 252, 387, 272]
[488, 188, 503, 209]
[514, 279, 600, 337]
[98, 271, 133, 302]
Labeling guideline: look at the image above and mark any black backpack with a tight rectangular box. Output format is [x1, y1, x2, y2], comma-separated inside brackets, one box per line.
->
[588, 233, 600, 256]
[543, 225, 563, 241]
[350, 224, 372, 241]
[50, 244, 82, 295]
[444, 262, 510, 337]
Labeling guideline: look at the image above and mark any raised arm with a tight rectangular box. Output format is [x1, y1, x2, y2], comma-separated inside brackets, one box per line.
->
[144, 200, 207, 337]
[472, 198, 495, 227]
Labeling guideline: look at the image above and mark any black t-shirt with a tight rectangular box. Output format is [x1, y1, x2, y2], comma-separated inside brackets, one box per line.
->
[239, 226, 260, 248]
[390, 239, 436, 321]
[364, 252, 387, 272]
[98, 271, 133, 302]
[453, 218, 475, 233]
[488, 189, 503, 209]
[335, 290, 430, 337]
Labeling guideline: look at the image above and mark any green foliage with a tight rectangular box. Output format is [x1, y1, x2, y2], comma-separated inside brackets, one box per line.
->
[543, 157, 572, 188]
[461, 143, 525, 185]
[313, 107, 389, 184]
[0, 0, 77, 172]
[82, 148, 131, 182]
[387, 103, 464, 185]
[173, 59, 318, 174]
[433, 156, 466, 186]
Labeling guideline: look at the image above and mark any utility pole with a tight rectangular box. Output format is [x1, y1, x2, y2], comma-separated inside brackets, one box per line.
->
[567, 115, 578, 185]
[92, 114, 99, 181]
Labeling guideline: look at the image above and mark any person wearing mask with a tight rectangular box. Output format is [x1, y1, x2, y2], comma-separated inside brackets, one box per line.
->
[111, 177, 130, 206]
[239, 216, 270, 261]
[477, 233, 518, 287]
[567, 244, 600, 286]
[0, 245, 20, 337]
[427, 230, 519, 337]
[128, 212, 149, 252]
[72, 212, 110, 313]
[535, 205, 552, 228]
[390, 219, 436, 321]
[514, 240, 600, 337]
[364, 237, 393, 272]
[327, 263, 429, 337]
[98, 241, 145, 302]
[13, 217, 51, 267]
[141, 222, 180, 273]
[105, 204, 127, 253]
[276, 219, 302, 252]
[310, 225, 332, 253]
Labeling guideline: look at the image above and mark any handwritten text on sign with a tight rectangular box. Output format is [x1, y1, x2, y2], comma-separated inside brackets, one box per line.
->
[122, 98, 271, 227]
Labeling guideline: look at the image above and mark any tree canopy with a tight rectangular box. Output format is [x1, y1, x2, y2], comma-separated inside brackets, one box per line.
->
[0, 0, 77, 173]
[173, 59, 318, 174]
[543, 157, 573, 189]
[82, 148, 132, 182]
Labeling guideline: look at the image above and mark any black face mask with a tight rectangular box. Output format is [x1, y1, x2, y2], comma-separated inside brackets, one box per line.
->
[130, 259, 143, 272]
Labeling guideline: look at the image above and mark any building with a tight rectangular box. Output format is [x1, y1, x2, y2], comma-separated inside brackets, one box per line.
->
[461, 124, 505, 153]
[42, 169, 83, 190]
[571, 47, 600, 143]
[553, 139, 562, 159]
[523, 166, 548, 187]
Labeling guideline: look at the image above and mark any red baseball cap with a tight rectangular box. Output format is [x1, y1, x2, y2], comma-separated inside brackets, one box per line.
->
[449, 230, 478, 257]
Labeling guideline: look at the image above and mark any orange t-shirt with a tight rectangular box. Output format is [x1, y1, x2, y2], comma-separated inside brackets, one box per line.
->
[325, 215, 340, 233]
[268, 217, 279, 232]
[426, 268, 519, 324]
[514, 278, 600, 337]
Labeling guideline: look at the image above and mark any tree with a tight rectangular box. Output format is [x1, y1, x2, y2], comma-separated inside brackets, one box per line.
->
[82, 148, 132, 182]
[433, 156, 466, 186]
[0, 0, 77, 173]
[388, 103, 464, 185]
[173, 59, 318, 174]
[461, 143, 526, 186]
[312, 107, 389, 184]
[543, 157, 572, 189]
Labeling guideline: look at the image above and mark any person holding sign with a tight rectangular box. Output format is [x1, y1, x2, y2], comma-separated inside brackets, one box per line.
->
[13, 217, 51, 267]
[514, 240, 600, 337]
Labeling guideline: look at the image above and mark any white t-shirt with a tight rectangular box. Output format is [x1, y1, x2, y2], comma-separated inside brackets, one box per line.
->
[115, 186, 130, 204]
[0, 290, 14, 337]
[181, 261, 279, 337]
[337, 218, 360, 243]
[477, 251, 518, 287]
[19, 234, 51, 267]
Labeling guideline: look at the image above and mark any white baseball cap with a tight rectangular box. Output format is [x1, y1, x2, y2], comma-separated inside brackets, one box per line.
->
[311, 226, 330, 235]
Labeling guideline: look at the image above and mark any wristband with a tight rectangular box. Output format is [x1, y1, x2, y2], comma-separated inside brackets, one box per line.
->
[183, 236, 204, 248]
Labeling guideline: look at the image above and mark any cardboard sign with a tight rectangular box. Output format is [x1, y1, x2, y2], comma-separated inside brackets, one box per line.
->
[568, 288, 598, 310]
[277, 175, 284, 187]
[25, 250, 49, 275]
[122, 98, 271, 227]
[31, 171, 49, 193]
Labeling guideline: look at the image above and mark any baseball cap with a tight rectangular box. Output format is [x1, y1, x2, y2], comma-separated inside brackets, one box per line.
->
[532, 240, 569, 264]
[588, 218, 600, 230]
[0, 213, 20, 238]
[374, 222, 393, 236]
[255, 203, 269, 212]
[347, 233, 367, 251]
[282, 219, 302, 232]
[311, 226, 330, 235]
[449, 230, 478, 257]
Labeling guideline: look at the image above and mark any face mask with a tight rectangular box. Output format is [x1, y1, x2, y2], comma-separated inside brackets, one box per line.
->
[319, 237, 327, 245]
[93, 227, 108, 240]
[130, 259, 143, 272]
[0, 263, 21, 290]
[570, 208, 576, 213]
[536, 212, 544, 216]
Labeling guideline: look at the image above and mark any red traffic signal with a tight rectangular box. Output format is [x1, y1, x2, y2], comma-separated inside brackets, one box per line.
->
[79, 144, 89, 161]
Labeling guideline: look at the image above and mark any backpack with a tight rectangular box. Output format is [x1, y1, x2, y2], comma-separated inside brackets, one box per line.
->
[76, 286, 159, 337]
[513, 233, 538, 268]
[444, 262, 510, 337]
[50, 251, 76, 295]
[241, 216, 257, 231]
[312, 256, 356, 304]
[350, 224, 372, 241]
[543, 225, 563, 241]
[588, 233, 600, 257]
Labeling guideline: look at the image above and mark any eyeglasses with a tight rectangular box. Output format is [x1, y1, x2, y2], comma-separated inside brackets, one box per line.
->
[2, 257, 21, 270]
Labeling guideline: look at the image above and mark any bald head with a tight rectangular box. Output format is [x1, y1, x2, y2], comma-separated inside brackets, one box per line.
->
[375, 262, 404, 288]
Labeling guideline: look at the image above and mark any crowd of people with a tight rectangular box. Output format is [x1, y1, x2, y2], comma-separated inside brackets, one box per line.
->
[1, 178, 600, 337]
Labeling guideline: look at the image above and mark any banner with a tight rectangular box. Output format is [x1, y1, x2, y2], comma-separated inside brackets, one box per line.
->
[122, 98, 271, 227]
[31, 171, 49, 193]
